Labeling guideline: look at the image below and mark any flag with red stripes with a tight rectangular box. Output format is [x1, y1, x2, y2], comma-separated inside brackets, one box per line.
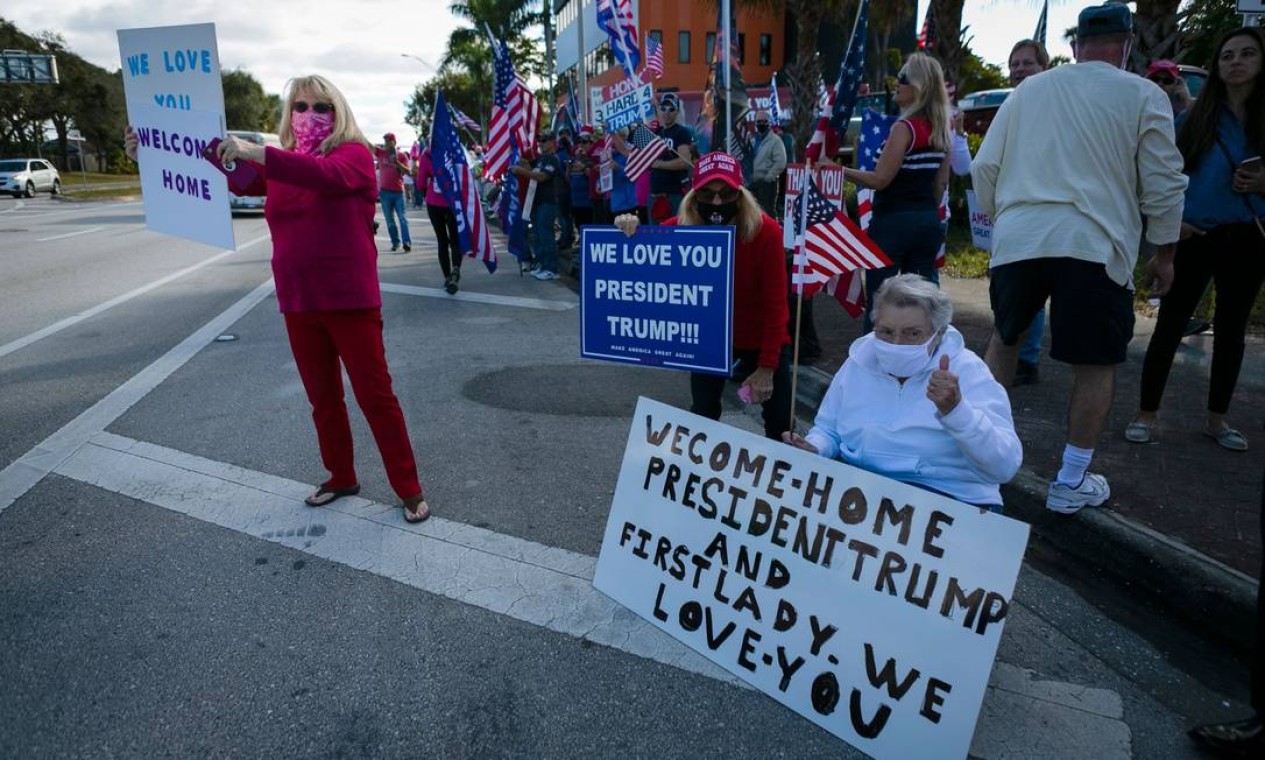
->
[791, 174, 889, 297]
[485, 34, 539, 184]
[433, 92, 497, 272]
[917, 4, 937, 50]
[624, 123, 666, 182]
[641, 38, 665, 81]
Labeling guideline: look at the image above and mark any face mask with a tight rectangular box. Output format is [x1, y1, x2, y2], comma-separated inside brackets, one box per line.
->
[698, 200, 739, 225]
[872, 332, 938, 378]
[292, 110, 335, 154]
[756, 124, 770, 135]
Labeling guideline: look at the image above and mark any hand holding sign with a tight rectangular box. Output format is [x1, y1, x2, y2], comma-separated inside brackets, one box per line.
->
[781, 431, 818, 453]
[926, 354, 961, 416]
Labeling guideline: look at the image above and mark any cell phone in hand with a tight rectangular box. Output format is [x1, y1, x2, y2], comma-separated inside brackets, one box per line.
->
[1241, 156, 1262, 173]
[203, 137, 259, 191]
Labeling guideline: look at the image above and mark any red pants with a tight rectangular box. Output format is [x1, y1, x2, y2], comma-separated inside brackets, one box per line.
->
[283, 308, 422, 500]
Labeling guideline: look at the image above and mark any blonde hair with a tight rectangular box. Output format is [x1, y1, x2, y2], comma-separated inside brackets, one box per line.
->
[899, 53, 952, 153]
[278, 75, 370, 154]
[677, 185, 764, 242]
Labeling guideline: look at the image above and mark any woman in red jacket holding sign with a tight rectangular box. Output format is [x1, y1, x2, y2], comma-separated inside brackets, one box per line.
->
[127, 75, 430, 523]
[616, 151, 791, 439]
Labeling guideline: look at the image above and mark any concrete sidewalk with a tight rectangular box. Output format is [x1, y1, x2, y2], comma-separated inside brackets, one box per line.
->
[794, 273, 1262, 649]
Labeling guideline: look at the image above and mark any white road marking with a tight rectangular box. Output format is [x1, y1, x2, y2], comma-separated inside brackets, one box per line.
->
[380, 281, 577, 310]
[48, 431, 1131, 759]
[0, 279, 276, 514]
[35, 225, 105, 242]
[0, 201, 26, 214]
[0, 234, 270, 360]
[3, 201, 142, 221]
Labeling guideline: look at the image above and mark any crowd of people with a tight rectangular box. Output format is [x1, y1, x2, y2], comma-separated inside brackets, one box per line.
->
[119, 4, 1262, 752]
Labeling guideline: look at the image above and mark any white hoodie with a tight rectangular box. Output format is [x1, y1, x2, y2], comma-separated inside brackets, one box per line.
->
[804, 326, 1022, 507]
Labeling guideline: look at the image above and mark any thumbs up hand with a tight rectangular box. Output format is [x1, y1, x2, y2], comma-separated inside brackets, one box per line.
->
[927, 354, 961, 416]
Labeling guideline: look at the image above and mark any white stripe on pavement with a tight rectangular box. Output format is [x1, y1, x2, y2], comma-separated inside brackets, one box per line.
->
[55, 431, 736, 685]
[380, 281, 577, 311]
[0, 279, 276, 514]
[47, 431, 1131, 759]
[0, 234, 270, 360]
[35, 225, 105, 242]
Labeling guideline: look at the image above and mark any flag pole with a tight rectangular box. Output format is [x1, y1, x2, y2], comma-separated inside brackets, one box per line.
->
[722, 0, 732, 156]
[788, 165, 813, 434]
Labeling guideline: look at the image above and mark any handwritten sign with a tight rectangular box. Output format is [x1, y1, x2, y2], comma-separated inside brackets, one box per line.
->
[581, 226, 734, 375]
[595, 398, 1030, 759]
[129, 104, 234, 250]
[783, 163, 844, 249]
[118, 23, 224, 117]
[965, 190, 993, 251]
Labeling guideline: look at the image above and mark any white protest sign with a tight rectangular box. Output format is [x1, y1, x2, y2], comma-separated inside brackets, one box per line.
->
[965, 190, 993, 251]
[783, 163, 844, 249]
[118, 23, 224, 117]
[595, 398, 1030, 759]
[603, 81, 656, 132]
[590, 86, 606, 126]
[119, 23, 232, 250]
[129, 104, 235, 250]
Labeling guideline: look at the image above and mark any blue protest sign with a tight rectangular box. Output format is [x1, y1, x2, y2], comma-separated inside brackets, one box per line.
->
[581, 225, 734, 375]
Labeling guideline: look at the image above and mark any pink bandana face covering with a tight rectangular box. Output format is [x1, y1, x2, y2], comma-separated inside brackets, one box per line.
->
[292, 110, 334, 154]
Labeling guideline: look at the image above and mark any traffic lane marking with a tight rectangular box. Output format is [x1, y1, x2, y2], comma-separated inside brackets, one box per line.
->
[35, 225, 105, 242]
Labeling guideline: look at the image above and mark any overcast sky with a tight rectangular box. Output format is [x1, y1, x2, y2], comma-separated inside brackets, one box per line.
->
[11, 1, 1092, 144]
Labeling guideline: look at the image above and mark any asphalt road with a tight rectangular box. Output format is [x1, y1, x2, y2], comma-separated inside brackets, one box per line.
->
[0, 194, 1251, 758]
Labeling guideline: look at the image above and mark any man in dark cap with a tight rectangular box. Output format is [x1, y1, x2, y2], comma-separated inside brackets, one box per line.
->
[511, 131, 568, 280]
[972, 2, 1187, 515]
[649, 92, 695, 219]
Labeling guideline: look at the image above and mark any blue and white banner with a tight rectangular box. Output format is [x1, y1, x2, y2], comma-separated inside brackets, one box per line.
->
[601, 80, 656, 132]
[581, 226, 734, 375]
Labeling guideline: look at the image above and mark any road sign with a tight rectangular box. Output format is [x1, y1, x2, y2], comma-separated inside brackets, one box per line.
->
[1238, 0, 1265, 12]
[0, 51, 58, 84]
[68, 129, 82, 141]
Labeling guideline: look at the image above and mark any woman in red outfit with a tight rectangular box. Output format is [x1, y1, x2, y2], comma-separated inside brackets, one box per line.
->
[615, 151, 791, 439]
[128, 75, 430, 522]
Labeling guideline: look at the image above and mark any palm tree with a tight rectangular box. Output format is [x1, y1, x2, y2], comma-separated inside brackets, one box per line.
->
[927, 0, 966, 85]
[1131, 0, 1185, 71]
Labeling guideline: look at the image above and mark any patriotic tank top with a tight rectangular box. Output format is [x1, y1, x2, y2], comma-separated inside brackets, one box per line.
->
[873, 117, 944, 214]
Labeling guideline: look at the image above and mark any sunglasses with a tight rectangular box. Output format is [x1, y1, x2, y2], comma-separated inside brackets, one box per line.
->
[696, 187, 740, 203]
[659, 105, 677, 112]
[897, 72, 910, 85]
[293, 101, 334, 114]
[1152, 76, 1175, 85]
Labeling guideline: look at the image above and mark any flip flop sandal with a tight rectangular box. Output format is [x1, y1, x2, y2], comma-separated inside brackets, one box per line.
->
[403, 494, 431, 524]
[304, 484, 360, 507]
[1206, 427, 1249, 452]
[1124, 420, 1153, 444]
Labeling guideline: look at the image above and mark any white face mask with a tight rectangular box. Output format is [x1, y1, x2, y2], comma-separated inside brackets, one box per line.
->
[872, 332, 938, 378]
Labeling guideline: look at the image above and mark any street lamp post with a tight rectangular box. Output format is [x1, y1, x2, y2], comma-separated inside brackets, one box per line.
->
[400, 53, 436, 72]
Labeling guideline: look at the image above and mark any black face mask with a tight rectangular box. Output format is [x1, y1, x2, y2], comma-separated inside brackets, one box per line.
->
[756, 124, 770, 135]
[698, 200, 739, 225]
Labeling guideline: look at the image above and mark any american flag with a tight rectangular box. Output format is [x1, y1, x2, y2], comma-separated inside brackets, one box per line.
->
[497, 140, 530, 262]
[432, 92, 497, 272]
[596, 0, 641, 78]
[791, 174, 889, 297]
[485, 34, 539, 184]
[1034, 0, 1048, 47]
[830, 0, 868, 134]
[624, 123, 667, 183]
[917, 4, 937, 50]
[642, 38, 664, 81]
[835, 108, 900, 316]
[450, 105, 481, 133]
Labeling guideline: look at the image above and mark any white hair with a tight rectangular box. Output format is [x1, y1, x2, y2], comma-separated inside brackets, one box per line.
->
[871, 274, 953, 332]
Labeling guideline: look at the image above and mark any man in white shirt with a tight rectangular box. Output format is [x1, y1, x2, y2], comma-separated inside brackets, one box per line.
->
[971, 3, 1187, 515]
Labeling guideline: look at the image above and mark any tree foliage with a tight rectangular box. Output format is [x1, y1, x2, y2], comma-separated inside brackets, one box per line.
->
[1180, 0, 1246, 69]
[222, 69, 279, 132]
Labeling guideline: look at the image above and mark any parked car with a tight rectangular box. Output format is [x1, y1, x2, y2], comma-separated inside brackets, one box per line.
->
[957, 88, 1014, 136]
[0, 158, 60, 197]
[226, 130, 281, 211]
[1178, 64, 1208, 99]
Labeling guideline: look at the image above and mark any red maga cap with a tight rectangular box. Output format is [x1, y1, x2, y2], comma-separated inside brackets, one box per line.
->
[692, 151, 744, 191]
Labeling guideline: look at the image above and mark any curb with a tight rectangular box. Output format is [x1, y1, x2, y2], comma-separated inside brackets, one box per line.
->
[791, 364, 1259, 650]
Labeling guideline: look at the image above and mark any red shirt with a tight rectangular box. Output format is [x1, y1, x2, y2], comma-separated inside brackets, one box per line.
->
[667, 212, 789, 368]
[374, 146, 409, 192]
[236, 143, 381, 313]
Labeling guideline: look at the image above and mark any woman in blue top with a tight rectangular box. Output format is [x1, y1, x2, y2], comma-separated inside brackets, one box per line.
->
[1128, 27, 1265, 452]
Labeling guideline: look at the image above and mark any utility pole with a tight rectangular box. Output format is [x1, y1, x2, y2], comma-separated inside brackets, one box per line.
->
[577, 0, 588, 125]
[545, 0, 556, 114]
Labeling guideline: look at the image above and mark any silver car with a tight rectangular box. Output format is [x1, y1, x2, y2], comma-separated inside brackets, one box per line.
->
[0, 158, 61, 197]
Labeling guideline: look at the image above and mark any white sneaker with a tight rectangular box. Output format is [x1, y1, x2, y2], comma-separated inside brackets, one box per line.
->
[532, 270, 560, 280]
[1046, 472, 1111, 514]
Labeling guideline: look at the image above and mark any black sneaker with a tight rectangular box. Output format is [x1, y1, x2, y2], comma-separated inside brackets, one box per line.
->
[445, 275, 458, 294]
[1189, 716, 1264, 758]
[403, 243, 411, 252]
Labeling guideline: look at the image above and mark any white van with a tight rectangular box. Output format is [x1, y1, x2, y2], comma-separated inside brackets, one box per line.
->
[227, 130, 281, 210]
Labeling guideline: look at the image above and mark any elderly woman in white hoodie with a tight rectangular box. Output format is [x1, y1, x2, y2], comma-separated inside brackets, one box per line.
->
[784, 274, 1022, 511]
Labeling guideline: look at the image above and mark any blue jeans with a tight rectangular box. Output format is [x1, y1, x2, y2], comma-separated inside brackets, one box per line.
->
[1020, 308, 1045, 364]
[863, 209, 944, 332]
[379, 190, 411, 247]
[532, 202, 560, 273]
